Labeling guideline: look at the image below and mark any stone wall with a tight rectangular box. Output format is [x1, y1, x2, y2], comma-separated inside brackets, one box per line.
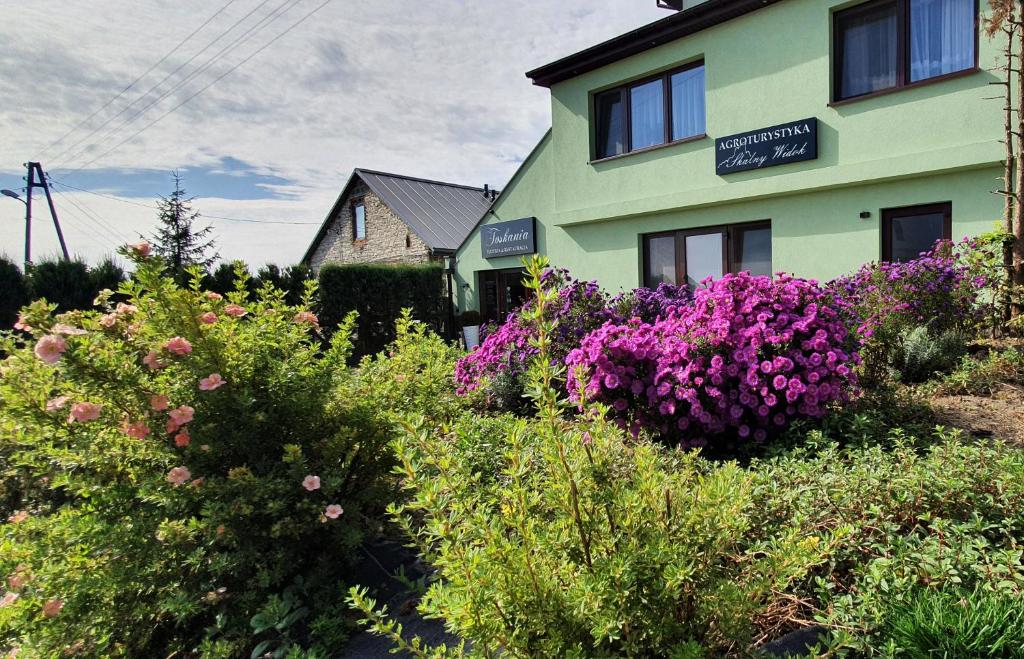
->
[308, 181, 434, 272]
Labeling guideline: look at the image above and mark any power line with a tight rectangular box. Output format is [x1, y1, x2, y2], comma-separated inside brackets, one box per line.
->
[48, 0, 281, 168]
[35, 0, 240, 162]
[49, 186, 130, 246]
[49, 178, 320, 225]
[56, 0, 331, 176]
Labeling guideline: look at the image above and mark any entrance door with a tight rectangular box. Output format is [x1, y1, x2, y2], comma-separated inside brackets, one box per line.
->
[480, 268, 528, 323]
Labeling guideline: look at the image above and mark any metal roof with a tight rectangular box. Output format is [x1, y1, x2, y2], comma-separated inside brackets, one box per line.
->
[302, 169, 493, 264]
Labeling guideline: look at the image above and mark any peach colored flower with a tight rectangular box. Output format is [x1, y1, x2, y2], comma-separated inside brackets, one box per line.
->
[52, 323, 87, 336]
[199, 312, 218, 324]
[45, 396, 70, 412]
[324, 504, 343, 519]
[200, 444, 211, 452]
[302, 475, 321, 491]
[128, 241, 151, 258]
[122, 420, 151, 439]
[67, 402, 102, 423]
[189, 478, 204, 488]
[98, 313, 118, 328]
[0, 593, 18, 608]
[164, 336, 192, 355]
[224, 304, 247, 318]
[34, 335, 67, 364]
[293, 311, 319, 328]
[7, 568, 29, 591]
[115, 303, 138, 315]
[173, 429, 191, 447]
[206, 291, 223, 301]
[166, 466, 191, 486]
[166, 419, 180, 434]
[143, 351, 166, 370]
[198, 373, 226, 391]
[13, 313, 31, 331]
[149, 394, 169, 411]
[7, 510, 28, 524]
[169, 405, 194, 427]
[41, 599, 63, 618]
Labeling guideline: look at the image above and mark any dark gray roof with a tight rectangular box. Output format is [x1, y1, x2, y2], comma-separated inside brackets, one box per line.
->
[302, 169, 492, 264]
[357, 169, 492, 251]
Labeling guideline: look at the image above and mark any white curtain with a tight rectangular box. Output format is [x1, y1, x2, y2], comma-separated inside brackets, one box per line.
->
[630, 79, 665, 150]
[910, 0, 974, 82]
[841, 11, 898, 97]
[671, 66, 705, 140]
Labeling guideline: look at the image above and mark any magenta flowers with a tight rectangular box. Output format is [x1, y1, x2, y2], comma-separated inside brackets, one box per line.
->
[567, 272, 859, 448]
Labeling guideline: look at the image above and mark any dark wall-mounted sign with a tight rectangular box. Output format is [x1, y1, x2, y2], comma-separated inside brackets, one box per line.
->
[715, 117, 818, 175]
[481, 217, 536, 259]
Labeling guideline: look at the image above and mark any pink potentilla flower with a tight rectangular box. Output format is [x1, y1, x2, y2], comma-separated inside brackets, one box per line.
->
[324, 504, 343, 519]
[189, 478, 204, 488]
[174, 429, 191, 447]
[127, 241, 151, 258]
[122, 420, 151, 439]
[224, 304, 247, 317]
[293, 311, 319, 326]
[115, 303, 138, 315]
[206, 291, 223, 301]
[99, 313, 118, 328]
[169, 405, 194, 426]
[198, 373, 226, 391]
[7, 510, 28, 523]
[302, 475, 321, 491]
[41, 599, 63, 618]
[143, 351, 166, 370]
[52, 323, 87, 336]
[166, 466, 191, 486]
[45, 396, 70, 412]
[164, 336, 192, 355]
[199, 312, 218, 325]
[167, 419, 180, 434]
[13, 313, 31, 331]
[149, 394, 169, 411]
[67, 402, 102, 423]
[34, 335, 67, 364]
[0, 593, 18, 608]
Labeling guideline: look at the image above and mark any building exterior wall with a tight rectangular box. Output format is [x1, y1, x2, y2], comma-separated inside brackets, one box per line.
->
[308, 181, 433, 272]
[455, 0, 1003, 311]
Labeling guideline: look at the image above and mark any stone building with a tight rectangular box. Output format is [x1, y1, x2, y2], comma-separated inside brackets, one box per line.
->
[302, 169, 494, 272]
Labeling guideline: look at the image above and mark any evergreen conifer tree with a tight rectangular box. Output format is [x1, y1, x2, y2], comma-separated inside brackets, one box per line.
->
[151, 171, 217, 280]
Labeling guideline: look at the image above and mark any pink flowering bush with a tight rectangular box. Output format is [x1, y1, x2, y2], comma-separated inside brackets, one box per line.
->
[0, 252, 396, 656]
[567, 273, 859, 449]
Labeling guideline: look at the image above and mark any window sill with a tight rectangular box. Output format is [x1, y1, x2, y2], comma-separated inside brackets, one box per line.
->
[589, 133, 707, 165]
[828, 67, 980, 108]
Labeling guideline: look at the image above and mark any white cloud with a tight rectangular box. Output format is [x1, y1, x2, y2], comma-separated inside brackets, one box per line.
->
[0, 0, 666, 267]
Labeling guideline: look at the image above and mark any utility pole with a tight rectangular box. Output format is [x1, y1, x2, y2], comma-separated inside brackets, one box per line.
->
[20, 162, 70, 269]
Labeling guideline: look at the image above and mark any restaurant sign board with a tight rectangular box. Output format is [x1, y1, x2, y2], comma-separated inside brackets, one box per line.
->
[715, 117, 818, 175]
[481, 217, 536, 258]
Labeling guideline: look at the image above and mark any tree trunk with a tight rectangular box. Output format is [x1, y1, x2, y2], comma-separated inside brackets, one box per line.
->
[1015, 15, 1024, 318]
[1003, 23, 1016, 326]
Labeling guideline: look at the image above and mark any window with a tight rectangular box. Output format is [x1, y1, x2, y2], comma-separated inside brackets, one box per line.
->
[882, 202, 951, 262]
[833, 0, 976, 102]
[352, 202, 366, 241]
[643, 221, 771, 289]
[593, 61, 705, 159]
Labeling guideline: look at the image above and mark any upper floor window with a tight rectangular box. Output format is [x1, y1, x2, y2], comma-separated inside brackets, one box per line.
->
[352, 202, 366, 241]
[834, 0, 976, 102]
[594, 61, 706, 160]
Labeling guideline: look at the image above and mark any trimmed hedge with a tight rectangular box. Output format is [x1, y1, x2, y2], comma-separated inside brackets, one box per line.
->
[318, 262, 446, 358]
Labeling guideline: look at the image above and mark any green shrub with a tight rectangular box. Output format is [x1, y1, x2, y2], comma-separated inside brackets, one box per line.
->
[27, 258, 95, 313]
[318, 263, 445, 359]
[87, 257, 127, 297]
[896, 325, 968, 383]
[936, 345, 1024, 396]
[877, 585, 1024, 658]
[349, 258, 839, 657]
[0, 252, 396, 657]
[0, 257, 28, 330]
[256, 264, 313, 307]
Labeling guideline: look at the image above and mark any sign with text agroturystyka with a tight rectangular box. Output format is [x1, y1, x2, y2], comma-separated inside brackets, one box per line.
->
[715, 118, 818, 175]
[481, 217, 536, 259]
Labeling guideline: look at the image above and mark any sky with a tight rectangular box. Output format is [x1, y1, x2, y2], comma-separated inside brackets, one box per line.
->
[0, 1, 667, 269]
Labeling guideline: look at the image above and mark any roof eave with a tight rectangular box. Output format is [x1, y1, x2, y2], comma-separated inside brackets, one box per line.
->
[525, 0, 783, 88]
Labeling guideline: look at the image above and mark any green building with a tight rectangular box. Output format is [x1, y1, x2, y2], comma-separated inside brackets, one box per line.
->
[454, 0, 1000, 322]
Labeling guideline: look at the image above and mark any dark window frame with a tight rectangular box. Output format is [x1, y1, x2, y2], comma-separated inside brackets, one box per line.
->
[832, 0, 980, 104]
[351, 200, 366, 242]
[642, 220, 771, 288]
[881, 201, 952, 262]
[592, 59, 706, 161]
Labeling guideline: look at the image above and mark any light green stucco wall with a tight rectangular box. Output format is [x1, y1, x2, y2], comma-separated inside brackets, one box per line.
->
[455, 0, 1004, 312]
